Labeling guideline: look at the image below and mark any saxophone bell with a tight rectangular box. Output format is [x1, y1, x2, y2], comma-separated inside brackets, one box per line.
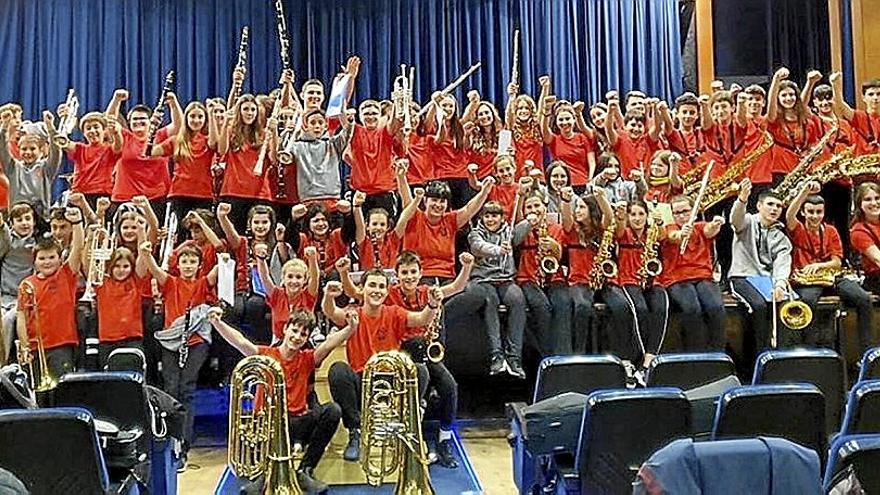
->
[540, 256, 560, 275]
[600, 259, 618, 278]
[644, 258, 663, 278]
[426, 341, 445, 363]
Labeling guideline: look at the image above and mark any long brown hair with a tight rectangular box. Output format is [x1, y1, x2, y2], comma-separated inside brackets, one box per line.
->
[174, 101, 208, 161]
[230, 94, 265, 151]
[471, 101, 502, 154]
[574, 194, 603, 245]
[778, 80, 811, 127]
[853, 182, 880, 225]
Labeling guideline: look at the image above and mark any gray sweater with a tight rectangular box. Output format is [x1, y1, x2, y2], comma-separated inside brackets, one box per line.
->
[728, 198, 792, 286]
[290, 127, 352, 201]
[468, 219, 532, 282]
[1, 128, 62, 219]
[0, 224, 36, 304]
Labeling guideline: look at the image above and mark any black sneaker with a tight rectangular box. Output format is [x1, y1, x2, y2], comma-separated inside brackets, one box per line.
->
[297, 467, 329, 493]
[489, 354, 506, 375]
[343, 428, 360, 461]
[176, 452, 188, 473]
[436, 439, 459, 469]
[507, 358, 526, 379]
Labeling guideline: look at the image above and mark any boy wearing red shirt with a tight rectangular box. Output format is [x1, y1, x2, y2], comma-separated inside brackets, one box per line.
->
[59, 112, 121, 206]
[786, 182, 873, 349]
[658, 94, 705, 175]
[322, 275, 440, 463]
[16, 207, 84, 382]
[831, 72, 880, 156]
[605, 101, 661, 178]
[661, 196, 726, 351]
[208, 308, 355, 493]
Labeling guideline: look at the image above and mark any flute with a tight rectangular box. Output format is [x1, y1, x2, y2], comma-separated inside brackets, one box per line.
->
[417, 62, 482, 118]
[511, 29, 520, 85]
[680, 160, 714, 254]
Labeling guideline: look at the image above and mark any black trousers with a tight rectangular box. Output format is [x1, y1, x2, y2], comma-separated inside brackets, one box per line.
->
[425, 362, 458, 430]
[795, 279, 875, 352]
[160, 343, 209, 450]
[288, 402, 342, 470]
[667, 280, 726, 351]
[362, 191, 400, 223]
[97, 338, 144, 370]
[729, 277, 774, 355]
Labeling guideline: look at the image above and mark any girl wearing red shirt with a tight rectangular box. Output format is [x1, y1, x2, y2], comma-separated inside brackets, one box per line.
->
[257, 244, 319, 342]
[95, 246, 149, 365]
[425, 93, 470, 209]
[644, 150, 684, 204]
[513, 191, 572, 356]
[286, 202, 352, 276]
[59, 112, 120, 205]
[505, 84, 545, 178]
[462, 93, 503, 179]
[605, 102, 660, 179]
[152, 101, 217, 222]
[661, 196, 726, 351]
[217, 94, 273, 231]
[352, 188, 415, 271]
[601, 201, 668, 370]
[563, 189, 612, 354]
[541, 97, 596, 191]
[766, 68, 822, 182]
[851, 183, 880, 290]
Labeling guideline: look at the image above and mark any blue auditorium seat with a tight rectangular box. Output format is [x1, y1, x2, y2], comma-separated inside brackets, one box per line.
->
[533, 355, 627, 403]
[824, 434, 880, 493]
[858, 347, 880, 383]
[711, 384, 826, 457]
[646, 352, 736, 389]
[634, 437, 821, 495]
[563, 388, 691, 494]
[840, 380, 880, 436]
[752, 349, 845, 438]
[0, 407, 138, 495]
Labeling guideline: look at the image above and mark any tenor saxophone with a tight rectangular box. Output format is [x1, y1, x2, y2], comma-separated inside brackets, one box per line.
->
[589, 216, 618, 290]
[693, 130, 774, 211]
[774, 119, 839, 202]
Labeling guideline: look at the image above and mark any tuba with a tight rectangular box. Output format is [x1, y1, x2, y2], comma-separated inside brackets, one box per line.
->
[18, 280, 57, 392]
[228, 355, 303, 495]
[360, 351, 435, 495]
[589, 215, 619, 290]
[81, 225, 116, 303]
[53, 89, 80, 147]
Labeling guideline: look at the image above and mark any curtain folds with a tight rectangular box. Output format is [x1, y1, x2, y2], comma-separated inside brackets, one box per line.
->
[0, 0, 682, 120]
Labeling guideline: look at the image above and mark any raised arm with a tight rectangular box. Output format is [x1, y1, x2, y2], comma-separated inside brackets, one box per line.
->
[321, 281, 349, 327]
[254, 243, 277, 294]
[406, 286, 443, 328]
[131, 196, 160, 246]
[730, 179, 751, 232]
[699, 94, 714, 131]
[314, 311, 357, 366]
[456, 177, 495, 228]
[352, 191, 367, 244]
[441, 253, 474, 298]
[829, 72, 855, 122]
[605, 99, 620, 146]
[735, 92, 750, 128]
[395, 186, 423, 238]
[216, 202, 243, 250]
[766, 67, 788, 123]
[105, 89, 128, 122]
[206, 307, 259, 356]
[560, 186, 575, 231]
[65, 208, 85, 274]
[461, 91, 481, 124]
[139, 241, 168, 286]
[304, 246, 320, 296]
[395, 158, 413, 208]
[802, 70, 823, 107]
[334, 257, 363, 300]
[504, 82, 519, 128]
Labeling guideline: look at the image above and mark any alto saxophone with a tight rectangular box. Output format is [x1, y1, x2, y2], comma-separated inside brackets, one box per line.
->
[637, 217, 664, 288]
[589, 216, 618, 290]
[774, 119, 839, 203]
[536, 217, 560, 288]
[692, 130, 774, 211]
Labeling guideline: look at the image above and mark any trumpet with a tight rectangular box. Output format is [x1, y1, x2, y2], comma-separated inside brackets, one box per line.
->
[393, 64, 415, 134]
[80, 225, 116, 303]
[18, 280, 57, 392]
[53, 89, 80, 147]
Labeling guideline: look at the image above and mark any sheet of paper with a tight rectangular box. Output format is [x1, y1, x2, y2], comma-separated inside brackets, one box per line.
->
[326, 74, 352, 118]
[217, 254, 236, 306]
[497, 129, 513, 157]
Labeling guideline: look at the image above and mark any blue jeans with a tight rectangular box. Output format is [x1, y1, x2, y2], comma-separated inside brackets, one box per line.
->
[521, 282, 572, 356]
[475, 281, 527, 360]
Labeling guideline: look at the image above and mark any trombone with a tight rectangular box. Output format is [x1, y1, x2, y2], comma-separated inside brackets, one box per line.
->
[17, 280, 57, 392]
[53, 89, 80, 147]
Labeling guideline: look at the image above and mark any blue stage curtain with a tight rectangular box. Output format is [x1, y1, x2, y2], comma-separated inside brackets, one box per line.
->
[0, 0, 682, 121]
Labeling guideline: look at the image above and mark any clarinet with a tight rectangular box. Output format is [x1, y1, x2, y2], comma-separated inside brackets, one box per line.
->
[369, 232, 382, 268]
[231, 26, 249, 105]
[214, 27, 250, 205]
[179, 303, 192, 368]
[262, 0, 291, 198]
[143, 70, 175, 157]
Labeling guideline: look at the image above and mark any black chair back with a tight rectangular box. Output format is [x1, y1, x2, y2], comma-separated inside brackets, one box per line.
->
[752, 349, 845, 437]
[577, 388, 691, 493]
[646, 352, 736, 390]
[0, 407, 109, 495]
[106, 348, 147, 375]
[712, 384, 826, 457]
[858, 347, 880, 383]
[841, 380, 880, 435]
[533, 355, 627, 403]
[824, 434, 880, 493]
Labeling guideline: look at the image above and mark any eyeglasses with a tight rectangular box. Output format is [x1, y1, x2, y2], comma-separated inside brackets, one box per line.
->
[672, 209, 690, 216]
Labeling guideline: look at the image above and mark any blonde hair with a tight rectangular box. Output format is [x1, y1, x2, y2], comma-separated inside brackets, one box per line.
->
[174, 102, 208, 161]
[282, 258, 308, 277]
[78, 112, 106, 132]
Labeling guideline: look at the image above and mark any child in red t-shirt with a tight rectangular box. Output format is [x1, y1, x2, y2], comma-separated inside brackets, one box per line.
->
[287, 201, 352, 275]
[462, 92, 504, 179]
[504, 82, 545, 178]
[424, 92, 470, 208]
[257, 242, 320, 342]
[94, 246, 150, 366]
[58, 111, 120, 205]
[831, 72, 880, 156]
[16, 207, 84, 382]
[346, 99, 401, 217]
[658, 94, 706, 175]
[765, 67, 822, 181]
[207, 307, 355, 491]
[352, 188, 414, 271]
[467, 155, 519, 221]
[644, 150, 684, 204]
[605, 101, 660, 178]
[321, 275, 440, 462]
[167, 209, 225, 279]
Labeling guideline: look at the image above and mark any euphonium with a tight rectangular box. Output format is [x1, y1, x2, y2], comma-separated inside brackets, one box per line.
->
[53, 89, 80, 147]
[791, 266, 857, 288]
[228, 355, 302, 495]
[360, 351, 435, 495]
[589, 216, 618, 290]
[774, 119, 839, 203]
[536, 217, 560, 287]
[638, 215, 664, 288]
[80, 225, 115, 303]
[18, 280, 57, 392]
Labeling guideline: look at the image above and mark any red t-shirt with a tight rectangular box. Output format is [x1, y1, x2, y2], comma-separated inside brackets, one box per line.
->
[848, 110, 880, 156]
[257, 346, 315, 415]
[168, 239, 224, 279]
[513, 130, 544, 178]
[515, 221, 566, 285]
[766, 116, 823, 175]
[613, 228, 645, 287]
[565, 228, 598, 286]
[659, 223, 714, 286]
[403, 133, 434, 185]
[547, 132, 594, 186]
[402, 210, 458, 278]
[220, 143, 272, 200]
[385, 284, 430, 340]
[702, 121, 767, 184]
[297, 230, 347, 274]
[347, 304, 409, 373]
[664, 128, 706, 173]
[357, 231, 401, 271]
[468, 149, 496, 180]
[488, 183, 518, 221]
[612, 134, 659, 178]
[161, 133, 215, 199]
[161, 276, 213, 345]
[96, 275, 148, 342]
[645, 181, 683, 204]
[789, 220, 843, 273]
[349, 125, 396, 194]
[112, 127, 171, 201]
[267, 286, 318, 340]
[852, 220, 880, 276]
[67, 142, 118, 195]
[0, 173, 8, 209]
[430, 139, 467, 179]
[17, 265, 80, 350]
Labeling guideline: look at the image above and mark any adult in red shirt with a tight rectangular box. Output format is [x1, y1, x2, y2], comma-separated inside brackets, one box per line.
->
[152, 100, 217, 223]
[207, 307, 354, 492]
[287, 202, 352, 275]
[788, 182, 874, 351]
[399, 174, 492, 282]
[347, 99, 401, 219]
[660, 196, 726, 351]
[16, 208, 84, 381]
[541, 94, 596, 191]
[513, 190, 571, 356]
[562, 188, 613, 354]
[322, 275, 440, 462]
[765, 68, 823, 181]
[505, 83, 544, 178]
[59, 112, 120, 206]
[462, 92, 504, 180]
[831, 72, 880, 157]
[106, 89, 181, 223]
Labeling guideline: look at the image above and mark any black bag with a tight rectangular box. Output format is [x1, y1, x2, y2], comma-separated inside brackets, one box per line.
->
[94, 418, 146, 469]
[146, 385, 185, 442]
[401, 336, 428, 363]
[522, 392, 588, 457]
